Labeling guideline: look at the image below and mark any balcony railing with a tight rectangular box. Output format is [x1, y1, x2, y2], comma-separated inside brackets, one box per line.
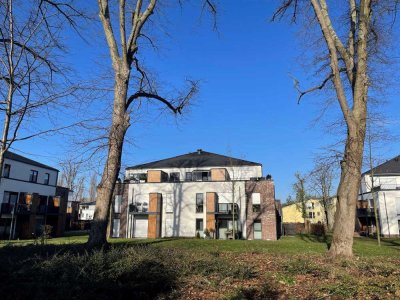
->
[371, 184, 400, 191]
[216, 203, 238, 215]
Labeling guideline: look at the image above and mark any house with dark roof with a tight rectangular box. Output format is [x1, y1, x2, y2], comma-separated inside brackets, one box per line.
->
[110, 149, 280, 240]
[358, 155, 400, 237]
[0, 151, 68, 239]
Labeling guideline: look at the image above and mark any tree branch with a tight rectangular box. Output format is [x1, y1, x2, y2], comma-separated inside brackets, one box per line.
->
[290, 68, 347, 104]
[125, 80, 198, 112]
[0, 38, 58, 72]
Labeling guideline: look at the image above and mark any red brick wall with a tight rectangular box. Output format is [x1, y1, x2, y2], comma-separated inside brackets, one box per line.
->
[245, 180, 277, 240]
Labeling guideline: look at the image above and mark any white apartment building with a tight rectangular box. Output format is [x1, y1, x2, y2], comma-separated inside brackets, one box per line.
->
[111, 149, 279, 240]
[78, 201, 96, 221]
[0, 151, 67, 239]
[358, 155, 400, 237]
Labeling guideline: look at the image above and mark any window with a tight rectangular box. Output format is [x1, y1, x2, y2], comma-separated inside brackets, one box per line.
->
[3, 164, 10, 178]
[308, 212, 315, 219]
[253, 204, 261, 213]
[44, 173, 50, 185]
[252, 193, 261, 213]
[185, 172, 192, 181]
[193, 170, 210, 181]
[112, 219, 120, 237]
[196, 193, 204, 213]
[169, 172, 180, 182]
[254, 220, 262, 240]
[317, 212, 320, 217]
[3, 191, 18, 204]
[196, 218, 203, 232]
[29, 170, 38, 183]
[114, 195, 122, 213]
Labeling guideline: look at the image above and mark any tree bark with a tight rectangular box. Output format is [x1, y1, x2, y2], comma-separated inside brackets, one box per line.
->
[329, 121, 365, 257]
[87, 68, 130, 248]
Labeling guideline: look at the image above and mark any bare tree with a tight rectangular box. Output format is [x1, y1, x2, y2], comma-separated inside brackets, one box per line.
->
[0, 0, 86, 178]
[273, 0, 399, 257]
[89, 172, 97, 203]
[308, 161, 335, 229]
[293, 172, 308, 223]
[87, 0, 215, 248]
[58, 159, 86, 202]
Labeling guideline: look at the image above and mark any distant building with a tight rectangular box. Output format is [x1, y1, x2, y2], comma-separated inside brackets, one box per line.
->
[110, 149, 280, 240]
[358, 155, 400, 237]
[78, 201, 96, 221]
[282, 199, 326, 224]
[0, 151, 68, 239]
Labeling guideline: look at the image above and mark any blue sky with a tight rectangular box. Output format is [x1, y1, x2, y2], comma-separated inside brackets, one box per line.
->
[9, 1, 400, 201]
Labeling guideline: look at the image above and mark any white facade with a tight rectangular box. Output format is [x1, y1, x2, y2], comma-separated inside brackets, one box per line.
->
[78, 202, 96, 221]
[359, 173, 400, 237]
[126, 180, 249, 238]
[0, 156, 58, 202]
[123, 162, 263, 239]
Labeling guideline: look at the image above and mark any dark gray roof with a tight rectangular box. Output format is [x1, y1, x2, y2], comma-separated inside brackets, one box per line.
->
[4, 151, 59, 172]
[363, 155, 400, 175]
[127, 149, 262, 170]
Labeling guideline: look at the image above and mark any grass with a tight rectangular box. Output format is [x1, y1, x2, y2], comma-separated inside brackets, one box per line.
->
[0, 234, 399, 299]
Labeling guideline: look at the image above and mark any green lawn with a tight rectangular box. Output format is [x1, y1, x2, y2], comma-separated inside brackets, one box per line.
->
[0, 234, 399, 299]
[2, 234, 399, 257]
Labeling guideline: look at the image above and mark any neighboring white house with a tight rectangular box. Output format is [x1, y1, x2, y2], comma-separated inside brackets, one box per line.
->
[78, 201, 96, 221]
[0, 151, 65, 239]
[111, 149, 279, 240]
[358, 155, 400, 237]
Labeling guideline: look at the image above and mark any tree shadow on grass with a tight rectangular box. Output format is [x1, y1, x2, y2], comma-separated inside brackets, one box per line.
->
[0, 243, 179, 300]
[298, 233, 331, 250]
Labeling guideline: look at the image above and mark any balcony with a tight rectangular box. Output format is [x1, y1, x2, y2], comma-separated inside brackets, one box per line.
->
[129, 202, 148, 214]
[0, 203, 13, 214]
[357, 208, 376, 217]
[371, 184, 400, 191]
[16, 203, 32, 214]
[216, 203, 239, 215]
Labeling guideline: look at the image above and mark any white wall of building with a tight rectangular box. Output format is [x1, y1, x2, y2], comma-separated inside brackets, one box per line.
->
[126, 180, 249, 238]
[0, 157, 58, 202]
[79, 204, 96, 221]
[359, 174, 400, 236]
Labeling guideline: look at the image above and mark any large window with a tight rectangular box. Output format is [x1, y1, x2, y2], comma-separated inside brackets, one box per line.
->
[196, 218, 203, 233]
[169, 172, 180, 182]
[254, 220, 262, 240]
[44, 173, 50, 185]
[29, 170, 38, 183]
[196, 193, 204, 213]
[193, 170, 210, 181]
[3, 164, 10, 178]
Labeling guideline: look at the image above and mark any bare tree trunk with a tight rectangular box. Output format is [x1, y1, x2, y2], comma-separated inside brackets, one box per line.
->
[87, 70, 130, 248]
[329, 124, 365, 257]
